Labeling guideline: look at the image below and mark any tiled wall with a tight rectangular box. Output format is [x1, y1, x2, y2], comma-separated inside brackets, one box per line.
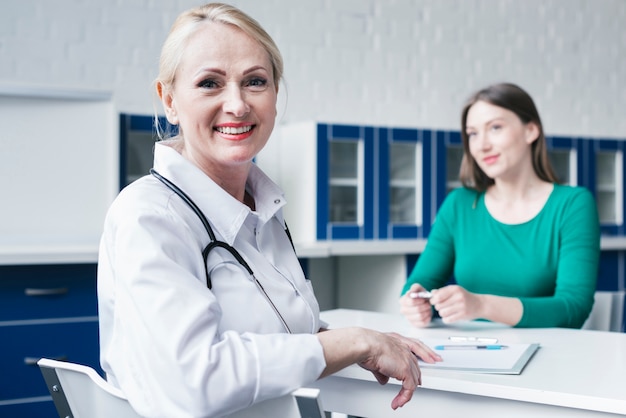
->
[1, 0, 625, 138]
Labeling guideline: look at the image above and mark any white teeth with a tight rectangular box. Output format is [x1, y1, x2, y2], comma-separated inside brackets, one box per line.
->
[216, 126, 252, 135]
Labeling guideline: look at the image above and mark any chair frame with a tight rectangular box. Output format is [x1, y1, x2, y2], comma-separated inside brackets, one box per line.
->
[38, 358, 140, 418]
[583, 290, 626, 332]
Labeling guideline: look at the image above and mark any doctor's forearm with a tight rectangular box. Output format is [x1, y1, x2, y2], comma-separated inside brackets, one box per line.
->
[316, 327, 371, 378]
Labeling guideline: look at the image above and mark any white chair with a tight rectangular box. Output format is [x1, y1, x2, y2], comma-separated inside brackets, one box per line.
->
[582, 290, 626, 332]
[38, 358, 325, 418]
[38, 358, 140, 418]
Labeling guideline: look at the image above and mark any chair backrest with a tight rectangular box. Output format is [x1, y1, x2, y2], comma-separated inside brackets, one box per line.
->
[38, 358, 142, 418]
[582, 290, 626, 332]
[38, 358, 326, 418]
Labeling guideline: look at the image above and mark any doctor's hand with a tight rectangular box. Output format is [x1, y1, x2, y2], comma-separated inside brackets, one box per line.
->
[429, 284, 484, 323]
[317, 327, 441, 410]
[399, 283, 433, 327]
[357, 330, 442, 409]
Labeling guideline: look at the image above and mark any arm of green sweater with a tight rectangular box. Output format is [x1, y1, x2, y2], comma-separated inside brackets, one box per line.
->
[401, 192, 458, 295]
[517, 188, 600, 328]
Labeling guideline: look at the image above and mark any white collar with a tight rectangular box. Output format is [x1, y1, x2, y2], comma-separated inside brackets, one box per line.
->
[152, 142, 286, 245]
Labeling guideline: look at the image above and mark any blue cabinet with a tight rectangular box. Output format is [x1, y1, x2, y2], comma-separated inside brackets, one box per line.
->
[263, 122, 625, 248]
[259, 122, 431, 243]
[546, 136, 626, 235]
[536, 135, 626, 236]
[0, 264, 100, 416]
[317, 123, 376, 240]
[587, 139, 626, 236]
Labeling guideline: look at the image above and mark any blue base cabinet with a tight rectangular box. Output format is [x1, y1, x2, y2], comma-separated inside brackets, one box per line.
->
[0, 263, 100, 416]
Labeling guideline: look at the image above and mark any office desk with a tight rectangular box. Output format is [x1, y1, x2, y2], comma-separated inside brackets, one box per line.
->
[313, 309, 626, 417]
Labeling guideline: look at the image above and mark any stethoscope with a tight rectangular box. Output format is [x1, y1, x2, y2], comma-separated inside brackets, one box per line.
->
[150, 168, 292, 334]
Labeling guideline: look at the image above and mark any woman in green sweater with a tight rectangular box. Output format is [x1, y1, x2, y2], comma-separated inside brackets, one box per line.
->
[400, 83, 600, 328]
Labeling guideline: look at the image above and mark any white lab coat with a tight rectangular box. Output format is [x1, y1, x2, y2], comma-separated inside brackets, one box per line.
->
[97, 142, 326, 418]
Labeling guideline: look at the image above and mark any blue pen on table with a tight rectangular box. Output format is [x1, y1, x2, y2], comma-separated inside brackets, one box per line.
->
[435, 344, 508, 350]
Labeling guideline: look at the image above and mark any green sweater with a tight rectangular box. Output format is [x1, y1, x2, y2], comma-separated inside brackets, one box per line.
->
[402, 185, 600, 328]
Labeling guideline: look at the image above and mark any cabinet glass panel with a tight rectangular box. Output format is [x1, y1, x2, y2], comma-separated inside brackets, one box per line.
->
[446, 145, 464, 193]
[596, 151, 623, 224]
[329, 185, 358, 222]
[329, 141, 361, 223]
[121, 115, 177, 189]
[548, 149, 576, 185]
[389, 142, 418, 223]
[330, 141, 358, 178]
[125, 130, 155, 185]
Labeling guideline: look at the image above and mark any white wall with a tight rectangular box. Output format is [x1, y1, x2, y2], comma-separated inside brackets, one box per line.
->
[1, 0, 625, 137]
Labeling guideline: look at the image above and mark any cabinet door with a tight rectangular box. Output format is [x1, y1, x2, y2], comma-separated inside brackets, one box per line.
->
[546, 136, 582, 186]
[317, 124, 374, 240]
[378, 128, 429, 239]
[443, 131, 463, 195]
[0, 264, 97, 321]
[0, 321, 101, 401]
[589, 139, 625, 235]
[119, 114, 177, 189]
[0, 264, 101, 409]
[0, 400, 58, 418]
[434, 130, 463, 226]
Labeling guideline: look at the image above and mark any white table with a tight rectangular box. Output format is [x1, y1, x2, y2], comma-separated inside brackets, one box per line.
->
[314, 309, 626, 417]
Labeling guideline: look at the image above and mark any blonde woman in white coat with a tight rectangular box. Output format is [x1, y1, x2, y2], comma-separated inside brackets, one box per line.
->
[97, 3, 441, 417]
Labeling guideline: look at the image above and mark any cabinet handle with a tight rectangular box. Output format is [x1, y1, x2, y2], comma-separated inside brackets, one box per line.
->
[24, 355, 68, 366]
[25, 287, 69, 296]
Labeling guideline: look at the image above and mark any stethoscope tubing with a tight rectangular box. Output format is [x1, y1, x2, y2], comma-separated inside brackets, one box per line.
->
[149, 169, 292, 334]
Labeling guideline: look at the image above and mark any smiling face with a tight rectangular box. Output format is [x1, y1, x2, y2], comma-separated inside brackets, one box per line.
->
[158, 22, 278, 178]
[465, 100, 539, 182]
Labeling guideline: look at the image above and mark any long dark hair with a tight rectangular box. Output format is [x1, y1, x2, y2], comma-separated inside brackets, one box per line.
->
[458, 82, 558, 191]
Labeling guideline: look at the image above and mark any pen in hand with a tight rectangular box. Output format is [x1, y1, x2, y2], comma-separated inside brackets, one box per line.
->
[409, 291, 432, 299]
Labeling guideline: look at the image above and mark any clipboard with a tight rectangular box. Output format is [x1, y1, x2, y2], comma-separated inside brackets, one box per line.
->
[419, 338, 540, 375]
